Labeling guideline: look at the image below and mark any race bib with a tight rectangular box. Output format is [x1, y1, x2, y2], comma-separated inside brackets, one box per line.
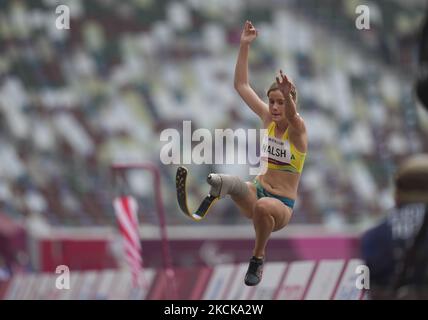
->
[261, 134, 292, 165]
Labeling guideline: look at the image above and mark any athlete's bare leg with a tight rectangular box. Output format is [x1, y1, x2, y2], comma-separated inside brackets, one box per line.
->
[207, 173, 292, 255]
[230, 182, 258, 219]
[251, 197, 292, 258]
[206, 173, 293, 286]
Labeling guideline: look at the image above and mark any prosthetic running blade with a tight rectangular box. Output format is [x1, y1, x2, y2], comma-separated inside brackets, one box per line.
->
[176, 166, 218, 221]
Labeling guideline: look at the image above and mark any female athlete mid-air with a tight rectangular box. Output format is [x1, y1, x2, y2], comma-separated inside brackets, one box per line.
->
[207, 20, 308, 286]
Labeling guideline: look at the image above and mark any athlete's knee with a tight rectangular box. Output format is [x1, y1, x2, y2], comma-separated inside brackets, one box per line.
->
[253, 198, 273, 218]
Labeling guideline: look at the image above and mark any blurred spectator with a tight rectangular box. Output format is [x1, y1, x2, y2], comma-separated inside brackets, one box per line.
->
[361, 154, 428, 299]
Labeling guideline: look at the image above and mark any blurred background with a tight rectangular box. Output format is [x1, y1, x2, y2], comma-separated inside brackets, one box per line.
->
[0, 0, 427, 300]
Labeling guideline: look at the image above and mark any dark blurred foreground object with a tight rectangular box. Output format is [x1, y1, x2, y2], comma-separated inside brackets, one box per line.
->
[361, 154, 428, 299]
[416, 7, 428, 110]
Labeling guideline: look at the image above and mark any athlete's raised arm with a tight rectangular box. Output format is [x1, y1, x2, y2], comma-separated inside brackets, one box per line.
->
[275, 70, 306, 134]
[234, 21, 269, 122]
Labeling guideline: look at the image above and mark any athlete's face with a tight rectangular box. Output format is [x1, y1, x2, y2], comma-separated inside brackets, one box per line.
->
[268, 90, 286, 122]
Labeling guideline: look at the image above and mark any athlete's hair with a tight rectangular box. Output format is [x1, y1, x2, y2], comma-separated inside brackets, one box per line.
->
[267, 81, 297, 104]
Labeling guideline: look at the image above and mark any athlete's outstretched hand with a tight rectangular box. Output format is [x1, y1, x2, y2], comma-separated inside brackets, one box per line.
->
[276, 70, 295, 100]
[240, 20, 258, 45]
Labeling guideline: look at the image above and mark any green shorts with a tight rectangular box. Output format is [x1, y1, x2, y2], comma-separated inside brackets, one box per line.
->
[253, 179, 295, 209]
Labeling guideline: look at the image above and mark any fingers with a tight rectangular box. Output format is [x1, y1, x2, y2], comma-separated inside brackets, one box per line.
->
[276, 71, 285, 85]
[276, 71, 293, 92]
[245, 20, 250, 30]
[280, 69, 288, 83]
[279, 70, 293, 89]
[245, 20, 257, 33]
[242, 20, 258, 43]
[248, 24, 256, 34]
